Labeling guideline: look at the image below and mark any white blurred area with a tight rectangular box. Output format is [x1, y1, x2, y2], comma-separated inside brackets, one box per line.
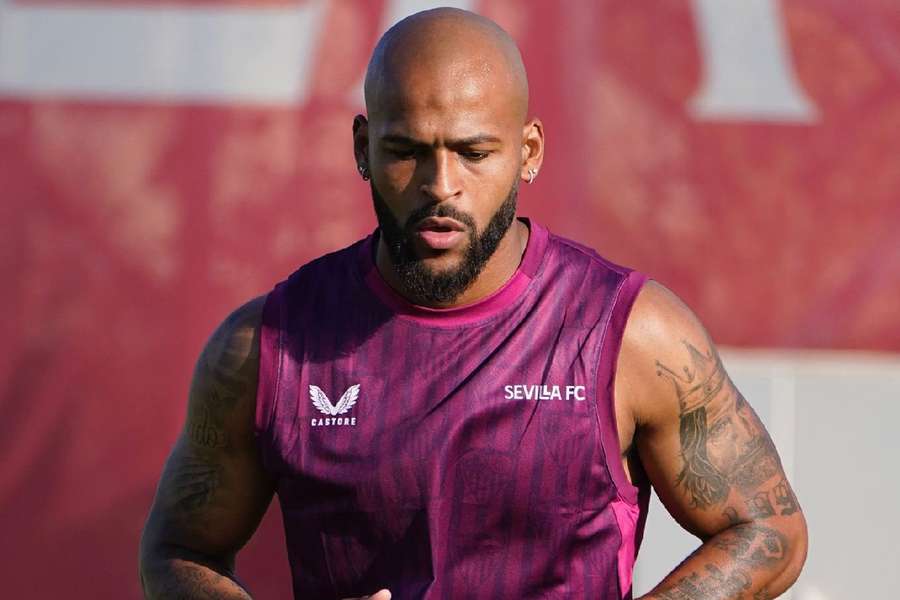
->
[634, 349, 900, 599]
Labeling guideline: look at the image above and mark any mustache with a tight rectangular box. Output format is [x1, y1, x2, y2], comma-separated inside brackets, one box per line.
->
[404, 203, 476, 232]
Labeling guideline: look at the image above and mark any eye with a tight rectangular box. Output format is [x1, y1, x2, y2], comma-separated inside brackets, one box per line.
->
[460, 150, 489, 162]
[709, 417, 731, 438]
[387, 147, 416, 161]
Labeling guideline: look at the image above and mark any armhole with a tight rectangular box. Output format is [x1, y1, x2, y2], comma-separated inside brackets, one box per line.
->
[254, 283, 284, 459]
[595, 270, 648, 506]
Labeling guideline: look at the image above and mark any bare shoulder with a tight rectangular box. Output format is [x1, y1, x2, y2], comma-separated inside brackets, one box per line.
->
[187, 295, 268, 449]
[141, 294, 273, 563]
[200, 296, 267, 384]
[617, 279, 710, 430]
[619, 281, 801, 528]
[616, 284, 807, 600]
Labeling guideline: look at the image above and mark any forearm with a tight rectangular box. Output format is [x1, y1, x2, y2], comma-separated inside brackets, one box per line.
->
[638, 522, 805, 600]
[140, 546, 252, 600]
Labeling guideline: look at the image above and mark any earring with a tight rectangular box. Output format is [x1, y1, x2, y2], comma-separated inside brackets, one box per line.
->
[358, 164, 370, 181]
[527, 168, 538, 184]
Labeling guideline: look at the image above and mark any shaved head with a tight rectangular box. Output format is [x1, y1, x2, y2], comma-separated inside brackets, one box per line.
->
[364, 8, 529, 123]
[353, 8, 543, 307]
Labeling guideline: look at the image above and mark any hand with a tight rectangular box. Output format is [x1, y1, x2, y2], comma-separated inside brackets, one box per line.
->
[342, 589, 392, 600]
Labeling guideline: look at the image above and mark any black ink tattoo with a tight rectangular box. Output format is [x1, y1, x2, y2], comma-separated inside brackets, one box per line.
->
[772, 478, 799, 516]
[713, 523, 787, 568]
[656, 563, 752, 599]
[169, 459, 222, 512]
[187, 401, 228, 449]
[657, 342, 781, 510]
[746, 492, 775, 520]
[722, 506, 741, 526]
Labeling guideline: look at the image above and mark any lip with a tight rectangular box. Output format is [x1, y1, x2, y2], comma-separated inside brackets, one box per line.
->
[414, 229, 466, 250]
[415, 216, 467, 232]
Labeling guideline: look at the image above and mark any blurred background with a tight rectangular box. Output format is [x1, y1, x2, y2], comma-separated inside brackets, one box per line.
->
[2, 0, 898, 598]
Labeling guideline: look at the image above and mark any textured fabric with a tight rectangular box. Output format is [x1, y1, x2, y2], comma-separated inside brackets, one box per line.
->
[256, 219, 649, 599]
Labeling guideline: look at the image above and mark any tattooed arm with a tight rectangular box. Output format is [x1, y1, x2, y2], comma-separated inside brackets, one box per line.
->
[139, 297, 275, 599]
[615, 282, 807, 599]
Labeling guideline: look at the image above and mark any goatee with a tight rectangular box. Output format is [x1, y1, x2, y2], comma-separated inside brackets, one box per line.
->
[371, 180, 519, 306]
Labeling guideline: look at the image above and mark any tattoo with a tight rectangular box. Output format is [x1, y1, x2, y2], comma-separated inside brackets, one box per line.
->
[203, 306, 260, 404]
[657, 563, 752, 599]
[657, 342, 780, 509]
[725, 476, 801, 525]
[754, 588, 771, 600]
[772, 478, 799, 515]
[184, 304, 261, 452]
[187, 398, 228, 449]
[169, 459, 222, 512]
[713, 523, 787, 568]
[722, 506, 741, 526]
[746, 492, 775, 519]
[151, 560, 252, 600]
[652, 520, 789, 600]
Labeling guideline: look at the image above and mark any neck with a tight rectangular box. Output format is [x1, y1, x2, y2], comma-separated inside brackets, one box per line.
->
[375, 218, 530, 308]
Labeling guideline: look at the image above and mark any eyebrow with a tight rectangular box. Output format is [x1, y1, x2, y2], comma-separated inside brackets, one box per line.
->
[380, 134, 503, 146]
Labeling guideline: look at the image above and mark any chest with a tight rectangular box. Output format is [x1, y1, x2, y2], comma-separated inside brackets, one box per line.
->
[274, 317, 615, 519]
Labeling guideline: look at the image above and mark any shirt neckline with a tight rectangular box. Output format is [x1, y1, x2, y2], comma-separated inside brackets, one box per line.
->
[358, 218, 548, 327]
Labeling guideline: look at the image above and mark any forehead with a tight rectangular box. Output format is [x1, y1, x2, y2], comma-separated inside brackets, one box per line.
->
[368, 57, 521, 140]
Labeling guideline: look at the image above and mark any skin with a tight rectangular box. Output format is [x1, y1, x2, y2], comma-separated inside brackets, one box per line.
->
[616, 282, 808, 599]
[355, 8, 543, 306]
[139, 296, 271, 599]
[139, 8, 807, 599]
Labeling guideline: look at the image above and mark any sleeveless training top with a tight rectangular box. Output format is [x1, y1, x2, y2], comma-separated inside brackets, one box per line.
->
[255, 219, 650, 599]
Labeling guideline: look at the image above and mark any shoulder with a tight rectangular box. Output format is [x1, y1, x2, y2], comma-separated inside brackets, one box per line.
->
[191, 296, 268, 416]
[617, 280, 715, 428]
[182, 296, 269, 449]
[623, 280, 702, 349]
[546, 230, 633, 276]
[201, 296, 267, 373]
[540, 230, 643, 305]
[283, 236, 370, 288]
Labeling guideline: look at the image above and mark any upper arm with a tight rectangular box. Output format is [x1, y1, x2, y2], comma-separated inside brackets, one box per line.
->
[141, 295, 275, 565]
[616, 281, 805, 544]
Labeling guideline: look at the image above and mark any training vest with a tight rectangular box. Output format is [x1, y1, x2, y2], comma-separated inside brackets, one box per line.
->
[256, 219, 650, 599]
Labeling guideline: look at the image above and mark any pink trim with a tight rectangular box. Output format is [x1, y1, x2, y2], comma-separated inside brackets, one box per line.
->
[358, 219, 549, 327]
[594, 270, 648, 505]
[611, 498, 641, 598]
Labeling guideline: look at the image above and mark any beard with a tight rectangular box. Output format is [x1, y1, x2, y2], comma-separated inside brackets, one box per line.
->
[371, 179, 519, 306]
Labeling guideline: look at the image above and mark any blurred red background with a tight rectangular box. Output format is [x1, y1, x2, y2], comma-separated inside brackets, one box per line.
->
[2, 1, 898, 597]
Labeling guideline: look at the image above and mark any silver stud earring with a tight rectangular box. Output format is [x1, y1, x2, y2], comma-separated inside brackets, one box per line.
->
[527, 168, 538, 184]
[358, 164, 370, 181]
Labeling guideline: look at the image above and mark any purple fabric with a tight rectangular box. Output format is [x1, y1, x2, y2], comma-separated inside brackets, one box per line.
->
[256, 220, 649, 599]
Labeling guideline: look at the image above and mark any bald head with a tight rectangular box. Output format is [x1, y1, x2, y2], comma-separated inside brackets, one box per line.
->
[364, 8, 529, 122]
[352, 8, 545, 307]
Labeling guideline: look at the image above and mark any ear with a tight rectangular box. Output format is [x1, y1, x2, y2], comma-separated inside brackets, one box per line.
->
[520, 118, 545, 183]
[353, 114, 369, 175]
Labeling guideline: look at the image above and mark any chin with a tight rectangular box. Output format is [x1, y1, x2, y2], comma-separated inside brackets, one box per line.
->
[416, 252, 465, 274]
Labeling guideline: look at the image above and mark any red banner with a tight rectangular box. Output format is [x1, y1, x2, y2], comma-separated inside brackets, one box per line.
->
[2, 1, 899, 597]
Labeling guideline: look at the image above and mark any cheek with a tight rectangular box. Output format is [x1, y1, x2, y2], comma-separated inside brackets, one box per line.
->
[468, 163, 518, 220]
[379, 161, 416, 193]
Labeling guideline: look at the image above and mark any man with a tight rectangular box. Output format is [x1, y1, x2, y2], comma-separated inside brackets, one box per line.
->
[140, 8, 807, 599]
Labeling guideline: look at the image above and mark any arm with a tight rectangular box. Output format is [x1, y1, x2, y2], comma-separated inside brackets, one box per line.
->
[139, 296, 275, 599]
[616, 282, 807, 599]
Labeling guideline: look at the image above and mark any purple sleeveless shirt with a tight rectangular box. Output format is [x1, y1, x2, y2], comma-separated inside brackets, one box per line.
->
[255, 220, 650, 599]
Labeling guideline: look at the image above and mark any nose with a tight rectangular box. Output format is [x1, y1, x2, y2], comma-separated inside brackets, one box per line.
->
[419, 149, 461, 203]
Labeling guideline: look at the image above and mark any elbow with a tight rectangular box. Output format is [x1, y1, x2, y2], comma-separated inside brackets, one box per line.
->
[139, 519, 177, 597]
[779, 510, 809, 590]
[138, 525, 162, 597]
